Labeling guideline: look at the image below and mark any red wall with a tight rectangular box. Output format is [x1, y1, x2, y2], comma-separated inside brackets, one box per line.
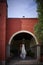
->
[6, 18, 21, 43]
[0, 3, 6, 61]
[0, 1, 41, 62]
[21, 18, 38, 32]
[6, 18, 38, 44]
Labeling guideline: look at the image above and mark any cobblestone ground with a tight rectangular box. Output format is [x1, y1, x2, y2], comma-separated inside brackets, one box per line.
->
[7, 60, 38, 65]
[6, 57, 43, 65]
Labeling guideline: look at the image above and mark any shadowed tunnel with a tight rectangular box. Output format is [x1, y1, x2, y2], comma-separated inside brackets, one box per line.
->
[13, 32, 32, 40]
[10, 32, 37, 59]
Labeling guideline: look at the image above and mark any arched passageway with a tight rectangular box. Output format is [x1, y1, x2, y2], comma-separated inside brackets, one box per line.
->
[10, 33, 37, 59]
[6, 30, 40, 60]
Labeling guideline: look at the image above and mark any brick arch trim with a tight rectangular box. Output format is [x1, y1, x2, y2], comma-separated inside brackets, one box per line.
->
[8, 30, 38, 45]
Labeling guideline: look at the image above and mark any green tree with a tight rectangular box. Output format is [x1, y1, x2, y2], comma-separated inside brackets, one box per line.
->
[34, 0, 43, 44]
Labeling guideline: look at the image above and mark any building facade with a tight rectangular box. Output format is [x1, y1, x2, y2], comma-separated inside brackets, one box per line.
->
[0, 0, 42, 65]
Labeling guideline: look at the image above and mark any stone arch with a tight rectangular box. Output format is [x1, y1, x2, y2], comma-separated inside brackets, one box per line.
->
[9, 30, 38, 45]
[7, 30, 40, 60]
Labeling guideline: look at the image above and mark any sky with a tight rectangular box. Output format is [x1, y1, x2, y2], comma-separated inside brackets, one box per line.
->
[7, 0, 38, 18]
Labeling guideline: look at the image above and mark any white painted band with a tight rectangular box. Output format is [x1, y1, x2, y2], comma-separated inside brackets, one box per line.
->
[8, 30, 38, 45]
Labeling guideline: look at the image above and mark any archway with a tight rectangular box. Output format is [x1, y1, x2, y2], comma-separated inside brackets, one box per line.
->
[7, 30, 40, 60]
[9, 30, 38, 45]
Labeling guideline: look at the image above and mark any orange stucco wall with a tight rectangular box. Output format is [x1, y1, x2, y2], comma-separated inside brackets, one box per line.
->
[0, 1, 43, 63]
[6, 18, 38, 44]
[0, 3, 6, 61]
[0, 0, 39, 62]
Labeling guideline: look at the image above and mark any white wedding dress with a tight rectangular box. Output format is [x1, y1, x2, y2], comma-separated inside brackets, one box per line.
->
[20, 44, 26, 59]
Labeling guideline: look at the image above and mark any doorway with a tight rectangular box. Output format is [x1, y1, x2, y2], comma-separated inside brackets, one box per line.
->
[6, 30, 40, 61]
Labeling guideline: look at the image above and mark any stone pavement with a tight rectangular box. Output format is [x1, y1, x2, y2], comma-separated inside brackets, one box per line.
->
[6, 56, 43, 65]
[10, 60, 38, 65]
[6, 59, 41, 65]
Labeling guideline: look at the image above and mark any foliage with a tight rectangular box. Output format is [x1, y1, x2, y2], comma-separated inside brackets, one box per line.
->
[34, 0, 43, 43]
[27, 50, 35, 57]
[34, 22, 43, 43]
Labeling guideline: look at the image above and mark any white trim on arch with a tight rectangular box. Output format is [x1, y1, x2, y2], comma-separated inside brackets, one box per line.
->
[7, 30, 40, 60]
[8, 30, 38, 45]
